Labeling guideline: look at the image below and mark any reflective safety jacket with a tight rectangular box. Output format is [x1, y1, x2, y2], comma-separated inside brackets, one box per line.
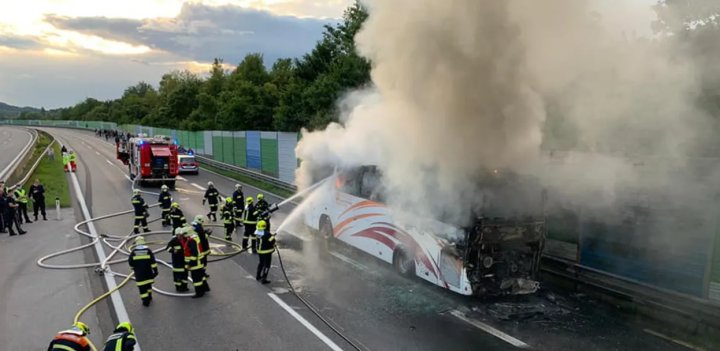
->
[62, 154, 70, 166]
[181, 234, 203, 270]
[221, 202, 234, 225]
[131, 195, 148, 216]
[257, 232, 276, 254]
[169, 207, 186, 228]
[14, 187, 28, 204]
[158, 190, 172, 209]
[243, 203, 257, 225]
[47, 328, 91, 351]
[193, 223, 210, 257]
[102, 329, 136, 351]
[69, 153, 77, 162]
[165, 236, 185, 269]
[204, 187, 220, 204]
[128, 245, 158, 283]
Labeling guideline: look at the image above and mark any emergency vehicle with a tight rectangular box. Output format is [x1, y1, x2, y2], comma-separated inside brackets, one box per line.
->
[116, 134, 179, 187]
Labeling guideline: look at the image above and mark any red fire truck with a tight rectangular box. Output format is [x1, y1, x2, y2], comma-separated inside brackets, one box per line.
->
[116, 134, 179, 187]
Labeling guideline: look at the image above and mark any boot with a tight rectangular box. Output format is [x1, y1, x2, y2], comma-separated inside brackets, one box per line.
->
[19, 230, 26, 235]
[9, 230, 16, 236]
[43, 216, 47, 220]
[34, 216, 38, 221]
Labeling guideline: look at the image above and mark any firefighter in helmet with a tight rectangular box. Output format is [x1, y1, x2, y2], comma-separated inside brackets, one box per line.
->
[232, 184, 244, 228]
[203, 181, 220, 221]
[158, 184, 172, 227]
[221, 196, 235, 241]
[242, 196, 257, 253]
[131, 189, 150, 234]
[255, 193, 271, 232]
[47, 322, 91, 351]
[128, 236, 159, 306]
[255, 220, 276, 284]
[192, 214, 212, 270]
[169, 202, 186, 231]
[166, 227, 189, 292]
[182, 226, 210, 298]
[102, 322, 136, 351]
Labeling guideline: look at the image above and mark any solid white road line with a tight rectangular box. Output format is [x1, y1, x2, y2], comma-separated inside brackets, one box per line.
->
[95, 151, 101, 155]
[450, 310, 529, 349]
[70, 172, 141, 350]
[105, 159, 114, 166]
[267, 293, 343, 351]
[329, 252, 371, 272]
[190, 182, 206, 191]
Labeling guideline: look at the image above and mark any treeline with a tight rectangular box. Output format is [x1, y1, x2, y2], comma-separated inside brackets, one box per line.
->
[21, 3, 370, 132]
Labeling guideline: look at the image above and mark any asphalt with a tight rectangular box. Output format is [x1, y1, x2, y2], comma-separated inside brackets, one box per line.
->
[2, 126, 699, 351]
[0, 126, 32, 175]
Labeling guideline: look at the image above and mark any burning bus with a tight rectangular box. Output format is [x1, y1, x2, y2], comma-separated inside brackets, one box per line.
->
[302, 165, 547, 296]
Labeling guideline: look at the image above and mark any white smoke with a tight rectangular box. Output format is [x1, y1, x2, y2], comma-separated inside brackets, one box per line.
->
[296, 0, 711, 226]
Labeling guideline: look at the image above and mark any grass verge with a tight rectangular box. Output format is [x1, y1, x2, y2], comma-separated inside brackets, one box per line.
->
[199, 163, 295, 199]
[25, 138, 71, 207]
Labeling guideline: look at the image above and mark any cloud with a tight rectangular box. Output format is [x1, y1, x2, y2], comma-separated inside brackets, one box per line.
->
[0, 34, 43, 50]
[44, 2, 335, 64]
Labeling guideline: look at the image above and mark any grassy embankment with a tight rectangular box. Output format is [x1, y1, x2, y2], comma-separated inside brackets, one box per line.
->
[23, 133, 71, 207]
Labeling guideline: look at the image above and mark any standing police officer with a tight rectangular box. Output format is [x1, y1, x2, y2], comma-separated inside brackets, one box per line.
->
[29, 178, 47, 221]
[13, 183, 32, 224]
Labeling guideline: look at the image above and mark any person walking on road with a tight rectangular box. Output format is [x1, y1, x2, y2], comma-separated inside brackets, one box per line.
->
[182, 226, 210, 298]
[69, 151, 78, 172]
[13, 183, 32, 224]
[166, 227, 189, 292]
[232, 184, 244, 229]
[242, 196, 258, 253]
[221, 197, 235, 241]
[62, 152, 70, 172]
[169, 202, 186, 231]
[129, 236, 158, 306]
[29, 178, 47, 221]
[47, 322, 91, 351]
[1, 188, 26, 235]
[255, 220, 275, 284]
[203, 181, 221, 222]
[131, 189, 150, 234]
[102, 322, 136, 351]
[158, 184, 172, 226]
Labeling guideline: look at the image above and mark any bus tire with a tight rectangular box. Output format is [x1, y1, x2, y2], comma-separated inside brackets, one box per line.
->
[319, 215, 334, 240]
[393, 248, 415, 276]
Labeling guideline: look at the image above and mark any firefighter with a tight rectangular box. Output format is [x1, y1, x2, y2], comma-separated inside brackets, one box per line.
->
[192, 214, 212, 270]
[69, 151, 78, 172]
[131, 189, 150, 234]
[102, 322, 136, 351]
[128, 236, 158, 306]
[255, 193, 271, 231]
[47, 322, 91, 351]
[255, 220, 275, 284]
[182, 226, 210, 297]
[29, 178, 47, 221]
[62, 152, 70, 172]
[158, 184, 172, 227]
[203, 181, 220, 221]
[232, 184, 244, 228]
[13, 184, 32, 224]
[166, 227, 188, 292]
[242, 196, 257, 253]
[221, 197, 235, 241]
[169, 202, 186, 231]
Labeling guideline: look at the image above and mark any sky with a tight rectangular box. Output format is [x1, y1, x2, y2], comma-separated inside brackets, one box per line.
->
[0, 0, 656, 109]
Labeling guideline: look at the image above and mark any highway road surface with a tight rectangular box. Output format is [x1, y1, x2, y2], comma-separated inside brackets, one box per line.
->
[0, 126, 32, 177]
[0, 127, 699, 351]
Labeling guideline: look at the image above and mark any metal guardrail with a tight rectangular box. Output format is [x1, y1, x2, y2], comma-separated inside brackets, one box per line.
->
[17, 137, 55, 187]
[195, 154, 297, 193]
[0, 127, 38, 182]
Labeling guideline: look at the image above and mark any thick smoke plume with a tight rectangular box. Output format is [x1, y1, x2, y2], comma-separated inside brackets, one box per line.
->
[296, 0, 713, 227]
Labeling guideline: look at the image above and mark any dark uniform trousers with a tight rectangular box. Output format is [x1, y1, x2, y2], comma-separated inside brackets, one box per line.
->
[257, 233, 276, 281]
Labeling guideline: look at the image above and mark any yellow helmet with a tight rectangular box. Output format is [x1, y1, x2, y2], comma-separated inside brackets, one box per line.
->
[257, 220, 267, 230]
[246, 197, 253, 204]
[171, 202, 179, 208]
[226, 197, 233, 203]
[117, 322, 133, 333]
[257, 193, 264, 200]
[74, 321, 90, 335]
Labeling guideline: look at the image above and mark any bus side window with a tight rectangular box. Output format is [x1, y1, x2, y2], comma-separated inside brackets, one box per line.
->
[360, 168, 385, 202]
[339, 171, 362, 197]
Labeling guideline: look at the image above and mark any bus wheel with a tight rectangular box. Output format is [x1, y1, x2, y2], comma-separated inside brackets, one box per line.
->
[319, 215, 334, 240]
[393, 248, 415, 276]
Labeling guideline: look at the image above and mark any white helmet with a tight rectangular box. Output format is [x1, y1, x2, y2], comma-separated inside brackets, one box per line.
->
[161, 184, 168, 191]
[207, 181, 214, 187]
[193, 214, 206, 224]
[132, 189, 140, 195]
[235, 184, 241, 189]
[174, 227, 184, 236]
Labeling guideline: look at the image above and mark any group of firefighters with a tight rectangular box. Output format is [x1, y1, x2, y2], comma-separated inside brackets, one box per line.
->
[128, 181, 278, 303]
[49, 180, 280, 350]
